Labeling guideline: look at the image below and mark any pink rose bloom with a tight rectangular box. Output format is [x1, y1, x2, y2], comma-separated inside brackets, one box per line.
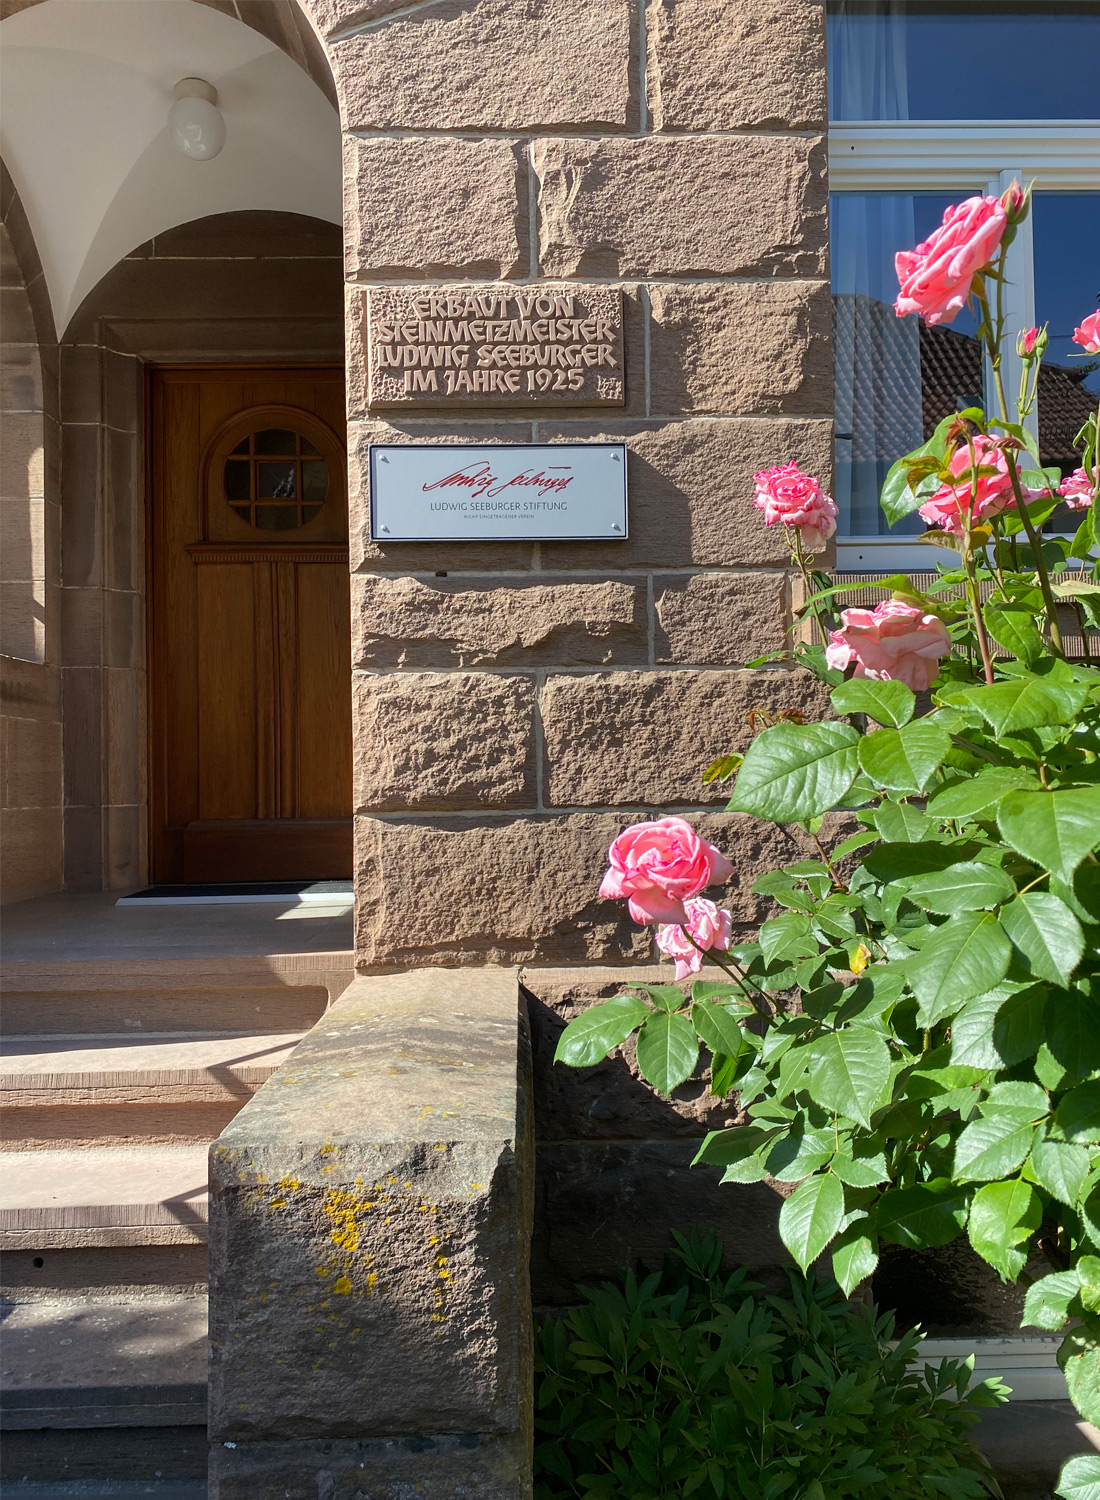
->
[655, 897, 733, 981]
[825, 599, 951, 692]
[1001, 180, 1026, 219]
[752, 462, 838, 553]
[1060, 466, 1099, 511]
[1020, 326, 1039, 355]
[918, 434, 1020, 537]
[1073, 311, 1100, 355]
[600, 816, 734, 926]
[894, 195, 1007, 326]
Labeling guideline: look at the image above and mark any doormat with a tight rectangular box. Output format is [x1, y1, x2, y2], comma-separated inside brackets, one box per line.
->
[116, 881, 353, 906]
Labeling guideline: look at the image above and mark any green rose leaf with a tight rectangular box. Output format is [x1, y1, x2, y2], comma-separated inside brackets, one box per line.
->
[949, 983, 1028, 1069]
[778, 1171, 845, 1273]
[963, 675, 1087, 737]
[759, 912, 819, 965]
[692, 1123, 776, 1171]
[967, 1179, 1041, 1280]
[808, 1026, 891, 1130]
[831, 1227, 879, 1297]
[857, 721, 952, 795]
[1001, 891, 1085, 986]
[1046, 987, 1100, 1081]
[1054, 1081, 1100, 1145]
[691, 980, 744, 1005]
[554, 994, 651, 1067]
[691, 1000, 746, 1059]
[1056, 1454, 1100, 1500]
[766, 1127, 836, 1183]
[1060, 1329, 1100, 1428]
[830, 678, 916, 728]
[876, 1179, 969, 1250]
[727, 721, 861, 823]
[1079, 1257, 1100, 1315]
[1029, 1138, 1091, 1207]
[983, 604, 1045, 667]
[635, 1011, 699, 1095]
[927, 766, 1037, 820]
[636, 984, 689, 1013]
[904, 911, 1013, 1027]
[1022, 1271, 1081, 1331]
[953, 1112, 1035, 1183]
[898, 861, 1016, 915]
[998, 786, 1100, 884]
[831, 1145, 890, 1188]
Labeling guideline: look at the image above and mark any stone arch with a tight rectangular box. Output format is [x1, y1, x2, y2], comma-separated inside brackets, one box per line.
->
[0, 0, 344, 888]
[0, 167, 53, 665]
[0, 159, 62, 902]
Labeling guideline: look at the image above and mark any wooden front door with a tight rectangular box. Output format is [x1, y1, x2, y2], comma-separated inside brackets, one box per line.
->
[149, 367, 352, 883]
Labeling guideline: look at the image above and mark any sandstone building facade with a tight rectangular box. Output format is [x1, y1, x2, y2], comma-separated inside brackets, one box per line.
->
[3, 0, 1095, 1492]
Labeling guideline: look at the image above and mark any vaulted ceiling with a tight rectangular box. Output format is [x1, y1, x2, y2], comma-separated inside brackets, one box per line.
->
[0, 0, 341, 334]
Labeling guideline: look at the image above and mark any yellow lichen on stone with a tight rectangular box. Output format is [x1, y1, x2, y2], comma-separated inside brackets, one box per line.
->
[334, 1275, 353, 1295]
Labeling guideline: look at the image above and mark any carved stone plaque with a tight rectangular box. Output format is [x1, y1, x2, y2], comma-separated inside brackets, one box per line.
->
[366, 285, 624, 408]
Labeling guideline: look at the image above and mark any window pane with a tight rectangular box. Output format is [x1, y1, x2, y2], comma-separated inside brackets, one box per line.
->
[302, 460, 328, 502]
[223, 459, 251, 500]
[828, 4, 1100, 121]
[832, 192, 982, 538]
[258, 462, 296, 499]
[254, 428, 297, 455]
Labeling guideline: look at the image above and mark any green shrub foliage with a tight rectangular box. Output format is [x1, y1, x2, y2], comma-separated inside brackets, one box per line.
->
[534, 1230, 1007, 1500]
[553, 185, 1100, 1498]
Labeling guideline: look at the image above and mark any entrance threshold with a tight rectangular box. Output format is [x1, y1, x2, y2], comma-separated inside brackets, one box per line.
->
[116, 881, 353, 907]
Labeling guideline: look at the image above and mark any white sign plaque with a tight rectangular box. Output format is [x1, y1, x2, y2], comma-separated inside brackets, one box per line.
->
[368, 443, 629, 542]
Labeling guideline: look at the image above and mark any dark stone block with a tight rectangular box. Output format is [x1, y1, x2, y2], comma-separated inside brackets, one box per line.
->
[532, 1140, 788, 1306]
[874, 1239, 1039, 1338]
[210, 1431, 527, 1499]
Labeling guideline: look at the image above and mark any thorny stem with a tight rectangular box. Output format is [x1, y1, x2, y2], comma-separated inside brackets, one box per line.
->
[810, 831, 848, 893]
[964, 549, 996, 685]
[792, 529, 831, 652]
[979, 270, 1065, 655]
[684, 933, 773, 1022]
[1075, 602, 1093, 663]
[959, 429, 996, 685]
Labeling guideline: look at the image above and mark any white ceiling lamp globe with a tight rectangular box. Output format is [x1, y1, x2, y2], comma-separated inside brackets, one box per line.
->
[168, 78, 226, 161]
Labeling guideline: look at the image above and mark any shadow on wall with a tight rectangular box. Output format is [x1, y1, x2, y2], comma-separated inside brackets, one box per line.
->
[526, 980, 1031, 1336]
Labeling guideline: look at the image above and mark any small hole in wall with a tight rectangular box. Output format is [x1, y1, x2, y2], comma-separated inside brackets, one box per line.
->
[32, 1257, 44, 1268]
[435, 571, 447, 577]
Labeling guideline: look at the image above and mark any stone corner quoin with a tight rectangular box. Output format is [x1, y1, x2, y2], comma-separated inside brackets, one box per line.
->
[305, 0, 834, 974]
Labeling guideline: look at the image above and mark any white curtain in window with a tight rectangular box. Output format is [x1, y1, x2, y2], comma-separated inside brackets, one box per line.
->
[828, 1, 911, 122]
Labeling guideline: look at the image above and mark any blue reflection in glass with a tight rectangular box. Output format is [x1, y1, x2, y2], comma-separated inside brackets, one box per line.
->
[829, 4, 1100, 122]
[832, 192, 984, 538]
[1034, 194, 1100, 398]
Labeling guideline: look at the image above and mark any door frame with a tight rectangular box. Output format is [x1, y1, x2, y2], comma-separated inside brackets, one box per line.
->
[144, 360, 347, 884]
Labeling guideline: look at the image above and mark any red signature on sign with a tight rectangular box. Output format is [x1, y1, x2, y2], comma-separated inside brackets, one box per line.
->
[422, 461, 574, 500]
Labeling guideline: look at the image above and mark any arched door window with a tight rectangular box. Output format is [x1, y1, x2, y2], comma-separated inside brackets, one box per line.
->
[202, 405, 346, 546]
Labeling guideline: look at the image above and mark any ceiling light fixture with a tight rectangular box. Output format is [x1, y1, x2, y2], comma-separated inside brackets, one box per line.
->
[168, 78, 226, 161]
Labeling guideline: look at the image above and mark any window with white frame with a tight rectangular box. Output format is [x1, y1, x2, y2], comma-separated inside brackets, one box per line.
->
[827, 1, 1100, 572]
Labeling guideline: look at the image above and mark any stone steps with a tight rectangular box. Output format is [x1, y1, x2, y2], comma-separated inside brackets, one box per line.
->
[0, 953, 352, 1489]
[0, 1031, 305, 1147]
[1, 1293, 209, 1429]
[0, 1144, 212, 1251]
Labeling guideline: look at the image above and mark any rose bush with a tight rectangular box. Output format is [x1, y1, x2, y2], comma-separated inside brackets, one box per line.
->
[555, 185, 1100, 1500]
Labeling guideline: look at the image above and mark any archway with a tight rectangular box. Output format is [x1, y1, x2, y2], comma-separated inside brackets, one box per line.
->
[0, 0, 343, 889]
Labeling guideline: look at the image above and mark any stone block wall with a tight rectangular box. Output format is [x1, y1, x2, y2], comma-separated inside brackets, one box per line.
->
[305, 0, 830, 1296]
[1, 161, 63, 903]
